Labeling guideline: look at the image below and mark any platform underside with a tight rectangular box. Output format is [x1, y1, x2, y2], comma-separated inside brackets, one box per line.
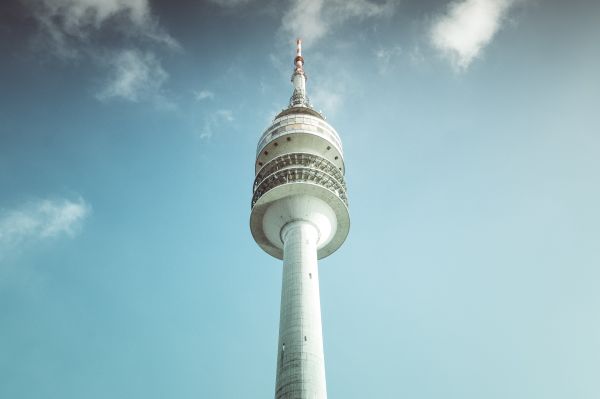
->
[250, 182, 350, 260]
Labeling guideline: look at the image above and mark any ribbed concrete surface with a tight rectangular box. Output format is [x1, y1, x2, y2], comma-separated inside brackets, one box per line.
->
[275, 221, 327, 399]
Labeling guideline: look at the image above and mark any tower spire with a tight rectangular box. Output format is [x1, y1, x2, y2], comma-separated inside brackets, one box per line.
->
[290, 38, 310, 107]
[295, 38, 304, 72]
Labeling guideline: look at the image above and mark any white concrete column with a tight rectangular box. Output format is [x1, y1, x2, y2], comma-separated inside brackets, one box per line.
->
[275, 220, 327, 399]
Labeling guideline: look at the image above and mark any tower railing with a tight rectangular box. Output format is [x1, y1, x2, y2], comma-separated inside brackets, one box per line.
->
[254, 152, 346, 191]
[252, 166, 348, 208]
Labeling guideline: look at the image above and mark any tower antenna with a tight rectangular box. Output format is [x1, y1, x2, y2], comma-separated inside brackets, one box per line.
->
[290, 38, 309, 107]
[295, 38, 304, 72]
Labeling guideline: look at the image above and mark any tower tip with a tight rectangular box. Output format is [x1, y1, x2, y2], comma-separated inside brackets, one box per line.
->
[294, 38, 304, 71]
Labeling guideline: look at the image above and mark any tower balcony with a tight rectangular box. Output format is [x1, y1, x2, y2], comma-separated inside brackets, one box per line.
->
[252, 152, 348, 208]
[250, 150, 349, 260]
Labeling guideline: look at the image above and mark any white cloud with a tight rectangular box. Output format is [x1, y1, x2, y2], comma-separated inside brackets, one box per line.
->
[311, 88, 343, 115]
[200, 109, 234, 140]
[21, 0, 179, 107]
[280, 0, 394, 45]
[216, 109, 234, 122]
[23, 0, 179, 58]
[309, 67, 355, 115]
[207, 0, 251, 6]
[0, 197, 90, 257]
[429, 0, 516, 70]
[409, 45, 425, 66]
[206, 0, 393, 44]
[96, 49, 168, 102]
[281, 0, 326, 44]
[374, 45, 403, 74]
[194, 90, 215, 101]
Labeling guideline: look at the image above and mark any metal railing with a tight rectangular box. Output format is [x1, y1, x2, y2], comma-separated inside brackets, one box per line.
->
[251, 166, 348, 209]
[254, 153, 345, 191]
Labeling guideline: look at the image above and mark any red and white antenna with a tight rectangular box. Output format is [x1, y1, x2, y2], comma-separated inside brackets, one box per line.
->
[294, 38, 304, 72]
[290, 38, 309, 107]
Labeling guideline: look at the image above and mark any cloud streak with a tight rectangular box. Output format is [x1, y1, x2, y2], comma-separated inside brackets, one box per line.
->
[97, 49, 168, 102]
[194, 90, 215, 101]
[23, 0, 178, 58]
[429, 0, 516, 70]
[0, 197, 90, 258]
[21, 0, 179, 105]
[374, 45, 403, 74]
[280, 0, 393, 44]
[200, 109, 234, 140]
[207, 0, 251, 6]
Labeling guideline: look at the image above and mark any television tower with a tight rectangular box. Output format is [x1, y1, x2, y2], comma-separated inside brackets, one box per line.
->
[250, 39, 350, 399]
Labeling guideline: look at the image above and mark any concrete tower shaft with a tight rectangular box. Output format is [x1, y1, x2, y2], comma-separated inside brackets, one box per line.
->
[250, 39, 349, 399]
[275, 221, 326, 398]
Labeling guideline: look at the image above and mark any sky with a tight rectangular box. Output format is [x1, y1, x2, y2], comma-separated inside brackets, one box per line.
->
[1, 0, 599, 398]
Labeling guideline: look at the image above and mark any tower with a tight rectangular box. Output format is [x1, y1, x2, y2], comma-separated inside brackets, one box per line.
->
[250, 40, 350, 399]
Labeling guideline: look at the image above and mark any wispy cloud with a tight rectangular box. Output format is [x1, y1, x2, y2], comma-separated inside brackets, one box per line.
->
[280, 0, 394, 44]
[194, 90, 215, 101]
[206, 0, 393, 46]
[206, 0, 252, 6]
[0, 197, 90, 258]
[200, 109, 234, 140]
[374, 45, 403, 74]
[281, 0, 326, 44]
[311, 88, 342, 115]
[23, 0, 179, 58]
[408, 45, 425, 66]
[97, 49, 168, 102]
[21, 0, 179, 105]
[429, 0, 516, 70]
[309, 67, 356, 116]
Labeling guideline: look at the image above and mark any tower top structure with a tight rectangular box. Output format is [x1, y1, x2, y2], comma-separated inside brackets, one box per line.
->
[250, 40, 350, 260]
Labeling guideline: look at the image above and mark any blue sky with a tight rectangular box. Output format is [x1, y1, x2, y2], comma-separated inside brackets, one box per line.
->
[1, 0, 599, 397]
